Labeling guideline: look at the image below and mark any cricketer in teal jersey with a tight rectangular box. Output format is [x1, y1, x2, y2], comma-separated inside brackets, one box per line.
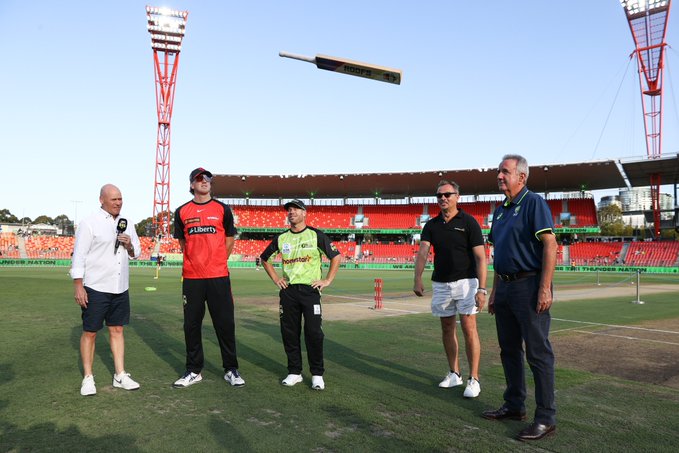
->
[260, 199, 341, 391]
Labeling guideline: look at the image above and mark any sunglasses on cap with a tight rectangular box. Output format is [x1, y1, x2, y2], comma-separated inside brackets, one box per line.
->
[193, 174, 212, 183]
[435, 192, 457, 199]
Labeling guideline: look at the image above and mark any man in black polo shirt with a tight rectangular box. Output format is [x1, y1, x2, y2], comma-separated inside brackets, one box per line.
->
[414, 180, 487, 398]
[482, 154, 557, 442]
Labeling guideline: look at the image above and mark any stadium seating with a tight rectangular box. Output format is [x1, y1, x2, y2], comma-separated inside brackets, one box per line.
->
[0, 232, 20, 258]
[568, 242, 623, 266]
[233, 239, 270, 261]
[362, 205, 423, 229]
[333, 241, 357, 261]
[360, 242, 420, 263]
[426, 202, 492, 228]
[625, 241, 679, 267]
[547, 200, 564, 224]
[306, 205, 357, 229]
[566, 199, 598, 226]
[232, 205, 286, 228]
[24, 235, 74, 259]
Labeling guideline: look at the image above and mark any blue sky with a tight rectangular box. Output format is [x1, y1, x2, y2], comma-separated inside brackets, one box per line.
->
[1, 0, 677, 225]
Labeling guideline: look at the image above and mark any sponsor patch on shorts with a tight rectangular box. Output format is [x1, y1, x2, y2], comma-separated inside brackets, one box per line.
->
[314, 304, 321, 315]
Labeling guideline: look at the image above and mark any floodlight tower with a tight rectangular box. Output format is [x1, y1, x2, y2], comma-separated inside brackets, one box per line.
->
[145, 6, 189, 238]
[620, 0, 672, 237]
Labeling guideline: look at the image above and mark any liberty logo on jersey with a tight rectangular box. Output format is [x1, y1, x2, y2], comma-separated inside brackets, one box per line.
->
[188, 226, 217, 235]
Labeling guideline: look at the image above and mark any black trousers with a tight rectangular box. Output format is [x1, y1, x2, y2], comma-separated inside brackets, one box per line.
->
[279, 284, 324, 376]
[182, 277, 239, 374]
[493, 274, 556, 425]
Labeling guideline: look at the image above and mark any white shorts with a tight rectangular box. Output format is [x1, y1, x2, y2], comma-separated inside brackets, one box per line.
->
[431, 278, 479, 317]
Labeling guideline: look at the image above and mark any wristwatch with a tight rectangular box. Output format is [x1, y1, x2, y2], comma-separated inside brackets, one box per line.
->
[476, 288, 488, 295]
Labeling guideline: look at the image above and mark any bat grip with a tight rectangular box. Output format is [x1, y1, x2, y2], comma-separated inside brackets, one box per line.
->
[279, 51, 316, 64]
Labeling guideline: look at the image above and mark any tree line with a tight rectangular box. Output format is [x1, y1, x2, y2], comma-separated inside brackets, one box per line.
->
[0, 208, 160, 237]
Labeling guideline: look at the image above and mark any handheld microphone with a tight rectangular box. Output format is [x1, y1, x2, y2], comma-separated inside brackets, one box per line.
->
[114, 218, 128, 254]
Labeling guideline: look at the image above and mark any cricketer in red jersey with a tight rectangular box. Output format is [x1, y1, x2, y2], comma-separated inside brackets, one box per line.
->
[172, 167, 245, 389]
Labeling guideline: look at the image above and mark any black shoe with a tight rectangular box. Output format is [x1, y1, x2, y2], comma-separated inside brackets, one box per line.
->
[482, 406, 527, 421]
[517, 422, 556, 441]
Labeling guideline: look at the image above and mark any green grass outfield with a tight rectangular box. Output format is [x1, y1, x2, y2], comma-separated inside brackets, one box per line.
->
[1, 267, 678, 452]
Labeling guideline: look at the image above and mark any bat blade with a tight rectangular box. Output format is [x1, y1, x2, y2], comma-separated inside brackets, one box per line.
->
[314, 54, 401, 85]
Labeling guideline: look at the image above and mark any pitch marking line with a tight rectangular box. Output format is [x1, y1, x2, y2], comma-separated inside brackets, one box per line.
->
[552, 318, 679, 335]
[569, 330, 679, 347]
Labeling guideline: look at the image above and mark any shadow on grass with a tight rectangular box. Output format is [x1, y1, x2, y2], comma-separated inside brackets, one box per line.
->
[238, 318, 440, 398]
[129, 316, 188, 376]
[209, 415, 251, 450]
[0, 421, 143, 452]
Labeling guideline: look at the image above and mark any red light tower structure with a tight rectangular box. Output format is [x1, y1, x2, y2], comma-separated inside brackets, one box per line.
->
[146, 6, 189, 238]
[620, 0, 672, 237]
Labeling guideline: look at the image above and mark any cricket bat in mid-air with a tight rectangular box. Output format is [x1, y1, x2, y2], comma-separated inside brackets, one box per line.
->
[279, 51, 402, 85]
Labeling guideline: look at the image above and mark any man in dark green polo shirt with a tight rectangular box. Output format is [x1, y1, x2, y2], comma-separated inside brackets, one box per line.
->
[260, 199, 341, 390]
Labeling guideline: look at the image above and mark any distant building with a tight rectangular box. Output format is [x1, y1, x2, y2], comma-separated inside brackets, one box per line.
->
[598, 195, 622, 210]
[618, 188, 674, 228]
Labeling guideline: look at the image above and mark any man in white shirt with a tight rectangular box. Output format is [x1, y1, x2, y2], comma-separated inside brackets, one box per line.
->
[70, 184, 141, 396]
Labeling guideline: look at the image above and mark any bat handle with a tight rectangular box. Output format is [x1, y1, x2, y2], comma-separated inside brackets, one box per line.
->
[279, 51, 316, 64]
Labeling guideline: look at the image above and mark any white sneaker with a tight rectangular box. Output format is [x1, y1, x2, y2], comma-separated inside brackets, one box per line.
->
[438, 371, 463, 388]
[311, 375, 325, 390]
[224, 370, 245, 387]
[281, 374, 303, 386]
[463, 377, 481, 398]
[80, 375, 96, 396]
[113, 372, 140, 390]
[173, 371, 203, 388]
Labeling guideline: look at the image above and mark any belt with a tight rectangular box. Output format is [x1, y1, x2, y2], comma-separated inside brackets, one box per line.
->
[496, 271, 539, 282]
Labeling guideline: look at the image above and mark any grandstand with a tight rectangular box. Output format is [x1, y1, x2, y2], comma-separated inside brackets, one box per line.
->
[1, 156, 677, 270]
[3, 195, 678, 269]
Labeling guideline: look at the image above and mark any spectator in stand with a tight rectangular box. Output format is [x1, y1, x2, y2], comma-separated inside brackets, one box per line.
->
[413, 180, 487, 398]
[483, 154, 557, 442]
[172, 167, 245, 389]
[70, 184, 141, 396]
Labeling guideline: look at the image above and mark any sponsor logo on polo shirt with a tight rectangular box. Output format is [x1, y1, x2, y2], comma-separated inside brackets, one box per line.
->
[283, 256, 312, 265]
[185, 217, 200, 225]
[188, 226, 217, 235]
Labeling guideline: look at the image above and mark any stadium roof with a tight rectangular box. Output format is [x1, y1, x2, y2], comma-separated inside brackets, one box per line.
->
[210, 154, 679, 200]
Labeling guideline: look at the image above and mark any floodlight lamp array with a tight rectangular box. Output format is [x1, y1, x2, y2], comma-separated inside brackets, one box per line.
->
[620, 0, 669, 15]
[146, 5, 188, 52]
[146, 6, 187, 19]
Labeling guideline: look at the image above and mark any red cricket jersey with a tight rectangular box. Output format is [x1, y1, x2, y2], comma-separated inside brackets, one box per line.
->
[174, 198, 237, 279]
